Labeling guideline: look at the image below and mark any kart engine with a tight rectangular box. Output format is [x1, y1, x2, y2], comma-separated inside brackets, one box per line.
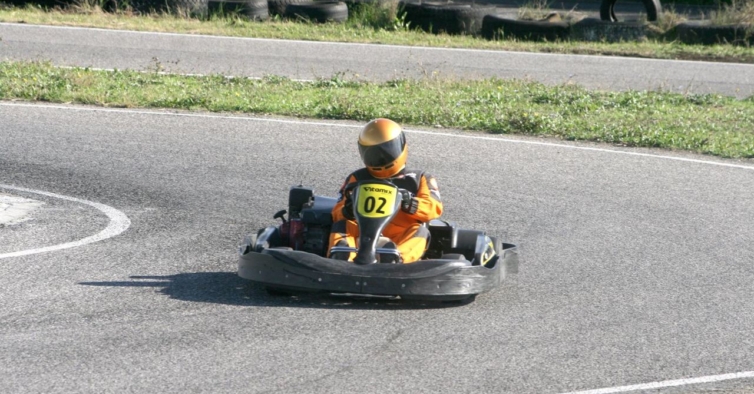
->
[277, 186, 334, 257]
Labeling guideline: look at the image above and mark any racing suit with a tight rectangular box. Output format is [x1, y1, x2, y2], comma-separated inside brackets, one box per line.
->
[328, 168, 443, 263]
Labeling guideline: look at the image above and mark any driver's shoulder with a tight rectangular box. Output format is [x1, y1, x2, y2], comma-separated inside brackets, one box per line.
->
[349, 168, 372, 181]
[399, 169, 426, 180]
[390, 169, 425, 191]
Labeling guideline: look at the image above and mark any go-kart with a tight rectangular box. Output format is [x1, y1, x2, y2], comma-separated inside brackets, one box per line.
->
[238, 180, 518, 302]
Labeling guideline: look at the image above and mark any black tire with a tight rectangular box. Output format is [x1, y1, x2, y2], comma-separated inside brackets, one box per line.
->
[209, 0, 269, 19]
[570, 17, 647, 42]
[129, 0, 163, 13]
[674, 21, 754, 46]
[452, 229, 486, 264]
[398, 1, 429, 32]
[455, 229, 481, 253]
[267, 0, 311, 16]
[284, 1, 348, 22]
[421, 3, 471, 34]
[341, 0, 379, 11]
[600, 0, 662, 22]
[422, 4, 496, 35]
[482, 15, 570, 41]
[131, 0, 209, 16]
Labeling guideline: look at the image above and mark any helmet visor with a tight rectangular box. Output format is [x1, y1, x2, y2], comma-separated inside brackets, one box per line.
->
[359, 133, 406, 168]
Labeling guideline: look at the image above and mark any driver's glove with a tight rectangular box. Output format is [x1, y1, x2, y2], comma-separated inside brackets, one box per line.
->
[342, 196, 355, 220]
[401, 192, 419, 214]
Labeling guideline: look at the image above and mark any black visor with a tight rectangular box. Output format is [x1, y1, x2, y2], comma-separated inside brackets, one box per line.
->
[359, 133, 406, 168]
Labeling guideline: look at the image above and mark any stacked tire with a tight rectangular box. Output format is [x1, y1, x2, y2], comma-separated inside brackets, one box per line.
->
[481, 15, 569, 41]
[673, 21, 754, 46]
[209, 0, 269, 20]
[207, 0, 347, 23]
[588, 0, 658, 42]
[570, 17, 647, 42]
[600, 0, 662, 22]
[399, 1, 495, 35]
[130, 0, 209, 16]
[267, 0, 314, 17]
[282, 1, 349, 23]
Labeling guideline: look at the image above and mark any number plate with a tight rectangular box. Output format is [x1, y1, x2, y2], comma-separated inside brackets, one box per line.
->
[356, 183, 398, 218]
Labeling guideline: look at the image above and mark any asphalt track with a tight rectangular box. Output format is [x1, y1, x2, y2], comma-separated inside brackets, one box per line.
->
[2, 23, 754, 98]
[2, 22, 754, 393]
[2, 101, 754, 393]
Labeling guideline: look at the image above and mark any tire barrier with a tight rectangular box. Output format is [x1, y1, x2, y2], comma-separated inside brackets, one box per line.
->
[571, 17, 648, 42]
[600, 0, 662, 22]
[398, 2, 493, 35]
[130, 0, 209, 16]
[481, 14, 569, 41]
[267, 0, 312, 17]
[341, 0, 380, 11]
[7, 0, 751, 46]
[4, 0, 209, 13]
[398, 1, 434, 33]
[4, 0, 74, 7]
[208, 0, 269, 19]
[673, 21, 754, 46]
[422, 4, 496, 35]
[284, 1, 348, 23]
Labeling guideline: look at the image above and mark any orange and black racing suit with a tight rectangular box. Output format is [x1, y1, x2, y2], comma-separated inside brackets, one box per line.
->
[328, 168, 443, 263]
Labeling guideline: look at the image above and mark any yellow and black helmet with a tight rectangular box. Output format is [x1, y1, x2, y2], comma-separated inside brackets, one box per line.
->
[358, 118, 408, 179]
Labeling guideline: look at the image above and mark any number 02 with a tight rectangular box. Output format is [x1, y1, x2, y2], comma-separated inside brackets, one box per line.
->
[363, 196, 387, 214]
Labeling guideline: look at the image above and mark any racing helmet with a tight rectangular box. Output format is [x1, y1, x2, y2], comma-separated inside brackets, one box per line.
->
[358, 118, 408, 179]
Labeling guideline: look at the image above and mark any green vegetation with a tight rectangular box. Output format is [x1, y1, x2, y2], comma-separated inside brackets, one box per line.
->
[707, 0, 754, 26]
[1, 2, 754, 63]
[2, 61, 752, 158]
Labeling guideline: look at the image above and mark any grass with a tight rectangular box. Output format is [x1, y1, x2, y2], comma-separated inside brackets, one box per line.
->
[2, 61, 753, 159]
[1, 2, 754, 64]
[518, 0, 561, 22]
[707, 0, 754, 26]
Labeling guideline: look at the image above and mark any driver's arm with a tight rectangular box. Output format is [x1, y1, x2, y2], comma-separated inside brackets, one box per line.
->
[407, 174, 443, 222]
[332, 174, 358, 222]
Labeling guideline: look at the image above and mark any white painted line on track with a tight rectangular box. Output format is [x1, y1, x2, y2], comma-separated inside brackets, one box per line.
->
[3, 101, 754, 172]
[56, 65, 314, 82]
[0, 184, 131, 259]
[559, 370, 754, 394]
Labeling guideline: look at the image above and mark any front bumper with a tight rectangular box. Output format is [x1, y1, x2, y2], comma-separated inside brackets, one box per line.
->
[238, 244, 518, 301]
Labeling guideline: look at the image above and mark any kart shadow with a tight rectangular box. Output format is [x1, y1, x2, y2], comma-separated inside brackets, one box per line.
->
[79, 271, 474, 310]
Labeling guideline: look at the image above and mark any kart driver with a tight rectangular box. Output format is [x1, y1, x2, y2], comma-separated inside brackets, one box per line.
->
[328, 118, 443, 264]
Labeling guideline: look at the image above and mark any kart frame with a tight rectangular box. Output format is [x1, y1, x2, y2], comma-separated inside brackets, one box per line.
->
[238, 184, 518, 301]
